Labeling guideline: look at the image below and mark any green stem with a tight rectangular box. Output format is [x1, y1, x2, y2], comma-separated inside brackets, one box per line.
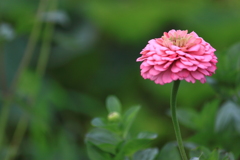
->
[9, 0, 48, 92]
[4, 115, 28, 160]
[170, 80, 188, 160]
[5, 0, 57, 159]
[0, 0, 48, 158]
[36, 0, 57, 77]
[0, 99, 11, 148]
[0, 43, 8, 94]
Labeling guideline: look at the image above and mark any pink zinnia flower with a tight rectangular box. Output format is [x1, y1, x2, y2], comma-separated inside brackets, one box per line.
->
[137, 29, 217, 85]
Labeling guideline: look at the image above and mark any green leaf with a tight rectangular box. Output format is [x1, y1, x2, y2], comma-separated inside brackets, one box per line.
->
[226, 42, 240, 72]
[207, 150, 219, 160]
[106, 95, 122, 114]
[85, 128, 122, 154]
[0, 23, 15, 42]
[56, 131, 79, 160]
[86, 142, 112, 160]
[17, 69, 41, 98]
[222, 153, 235, 160]
[196, 100, 219, 130]
[114, 133, 156, 160]
[91, 117, 120, 132]
[156, 142, 181, 160]
[219, 150, 235, 160]
[133, 148, 158, 160]
[176, 108, 199, 130]
[122, 106, 141, 138]
[189, 146, 211, 160]
[120, 139, 153, 156]
[215, 101, 240, 133]
[91, 118, 107, 127]
[137, 132, 158, 140]
[44, 80, 69, 109]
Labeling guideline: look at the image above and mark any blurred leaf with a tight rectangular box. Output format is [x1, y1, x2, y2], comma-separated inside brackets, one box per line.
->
[1, 0, 36, 33]
[45, 80, 69, 109]
[176, 108, 198, 130]
[189, 146, 211, 160]
[215, 101, 240, 133]
[91, 117, 107, 128]
[29, 115, 52, 159]
[86, 142, 112, 160]
[92, 117, 120, 133]
[50, 22, 98, 67]
[85, 128, 121, 154]
[118, 138, 153, 156]
[207, 150, 219, 160]
[225, 42, 240, 72]
[41, 10, 70, 26]
[106, 95, 122, 114]
[196, 100, 219, 130]
[122, 106, 141, 138]
[210, 42, 240, 99]
[17, 69, 41, 98]
[137, 132, 158, 140]
[55, 131, 79, 160]
[0, 23, 15, 42]
[177, 100, 219, 131]
[220, 152, 235, 160]
[156, 142, 181, 160]
[114, 133, 156, 160]
[133, 148, 158, 160]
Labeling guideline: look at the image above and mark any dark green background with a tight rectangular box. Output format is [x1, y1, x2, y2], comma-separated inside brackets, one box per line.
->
[1, 0, 240, 159]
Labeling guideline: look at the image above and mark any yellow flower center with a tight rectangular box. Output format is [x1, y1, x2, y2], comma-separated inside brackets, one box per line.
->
[161, 33, 192, 48]
[169, 35, 192, 47]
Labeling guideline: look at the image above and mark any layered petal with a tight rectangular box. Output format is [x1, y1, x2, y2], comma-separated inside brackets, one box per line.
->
[137, 29, 217, 85]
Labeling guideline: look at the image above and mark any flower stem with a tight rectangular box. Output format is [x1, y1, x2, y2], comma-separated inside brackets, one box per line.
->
[170, 80, 188, 160]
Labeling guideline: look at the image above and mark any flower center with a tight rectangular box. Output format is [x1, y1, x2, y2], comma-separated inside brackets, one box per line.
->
[160, 31, 193, 48]
[168, 35, 192, 47]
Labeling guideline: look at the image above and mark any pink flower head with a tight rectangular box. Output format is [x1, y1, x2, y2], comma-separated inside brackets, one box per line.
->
[137, 30, 217, 85]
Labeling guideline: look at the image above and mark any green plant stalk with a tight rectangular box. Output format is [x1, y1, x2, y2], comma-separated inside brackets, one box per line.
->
[170, 80, 188, 160]
[0, 0, 48, 149]
[0, 43, 8, 94]
[0, 43, 11, 149]
[5, 0, 57, 159]
[4, 115, 28, 160]
[36, 0, 57, 77]
[0, 99, 11, 149]
[9, 0, 48, 92]
[0, 0, 49, 158]
[36, 15, 55, 77]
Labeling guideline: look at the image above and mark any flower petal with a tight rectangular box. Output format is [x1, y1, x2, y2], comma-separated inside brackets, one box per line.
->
[149, 67, 159, 75]
[162, 70, 173, 84]
[191, 71, 204, 80]
[188, 44, 200, 52]
[136, 29, 217, 85]
[177, 69, 189, 78]
[171, 64, 182, 73]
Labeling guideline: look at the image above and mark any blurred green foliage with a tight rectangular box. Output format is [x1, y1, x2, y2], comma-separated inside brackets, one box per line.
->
[85, 96, 158, 160]
[0, 0, 240, 159]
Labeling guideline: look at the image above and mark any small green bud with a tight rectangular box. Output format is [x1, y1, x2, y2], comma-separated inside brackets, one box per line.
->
[108, 112, 120, 121]
[190, 158, 199, 160]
